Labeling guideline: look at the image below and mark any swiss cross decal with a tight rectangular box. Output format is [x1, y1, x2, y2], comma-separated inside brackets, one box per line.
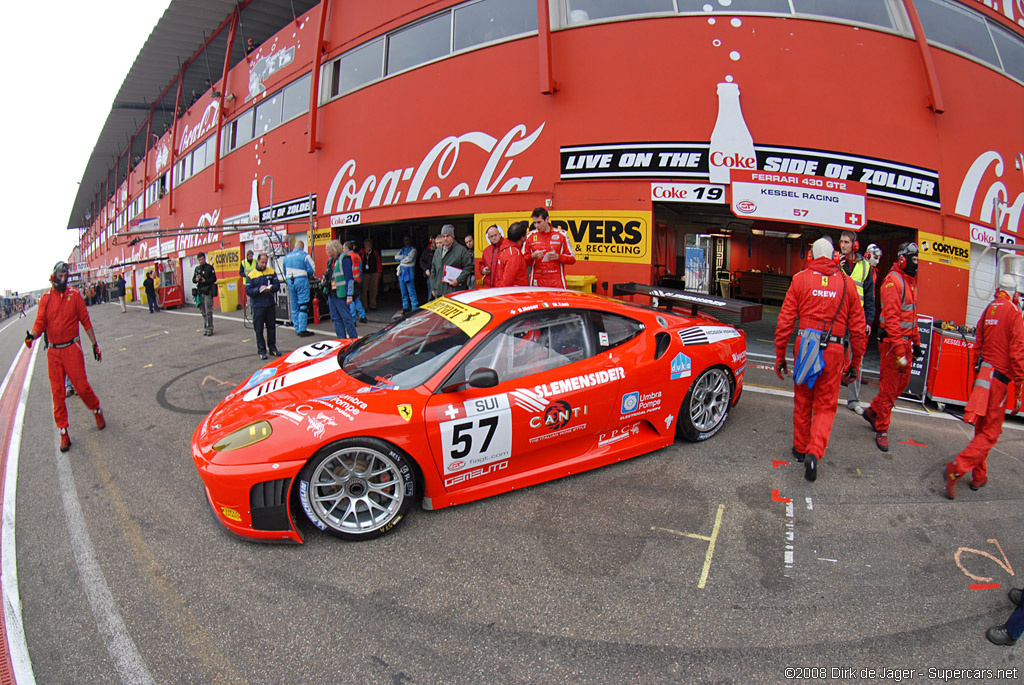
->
[436, 403, 465, 421]
[845, 212, 862, 226]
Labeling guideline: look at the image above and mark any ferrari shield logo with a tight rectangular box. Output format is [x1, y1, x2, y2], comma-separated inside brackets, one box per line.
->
[398, 404, 413, 422]
[821, 275, 829, 287]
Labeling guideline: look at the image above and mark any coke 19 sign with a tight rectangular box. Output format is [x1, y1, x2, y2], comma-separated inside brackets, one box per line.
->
[730, 170, 867, 230]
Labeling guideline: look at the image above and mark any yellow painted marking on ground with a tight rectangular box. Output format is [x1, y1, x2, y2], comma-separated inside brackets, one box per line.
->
[143, 332, 162, 339]
[652, 503, 725, 590]
[756, 338, 774, 343]
[202, 376, 233, 387]
[89, 452, 245, 683]
[143, 364, 153, 369]
[120, 348, 127, 352]
[242, 339, 251, 343]
[854, 468, 875, 479]
[955, 539, 1014, 583]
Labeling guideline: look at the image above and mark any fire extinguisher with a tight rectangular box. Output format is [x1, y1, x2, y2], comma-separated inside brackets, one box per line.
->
[312, 294, 320, 324]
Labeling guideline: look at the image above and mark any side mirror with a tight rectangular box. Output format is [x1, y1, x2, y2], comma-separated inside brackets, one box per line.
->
[468, 367, 498, 388]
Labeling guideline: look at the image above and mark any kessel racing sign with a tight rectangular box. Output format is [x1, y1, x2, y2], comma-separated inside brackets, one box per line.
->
[475, 211, 651, 264]
[730, 170, 867, 230]
[918, 231, 970, 270]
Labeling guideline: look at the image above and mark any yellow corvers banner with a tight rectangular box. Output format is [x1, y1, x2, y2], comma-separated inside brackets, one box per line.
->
[310, 226, 332, 246]
[918, 231, 970, 271]
[209, 247, 241, 278]
[475, 210, 652, 264]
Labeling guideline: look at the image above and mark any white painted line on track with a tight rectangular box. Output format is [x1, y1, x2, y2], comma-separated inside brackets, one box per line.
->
[0, 314, 32, 337]
[1, 345, 35, 684]
[54, 420, 154, 683]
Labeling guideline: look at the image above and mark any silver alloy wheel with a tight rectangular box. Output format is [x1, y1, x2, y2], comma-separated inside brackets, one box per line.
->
[689, 367, 730, 432]
[308, 445, 405, 535]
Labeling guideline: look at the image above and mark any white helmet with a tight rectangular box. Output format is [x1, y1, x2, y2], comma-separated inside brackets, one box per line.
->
[864, 243, 882, 268]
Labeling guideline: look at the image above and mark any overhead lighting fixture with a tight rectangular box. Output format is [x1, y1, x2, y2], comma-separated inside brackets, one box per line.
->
[751, 229, 765, 236]
[786, 232, 802, 239]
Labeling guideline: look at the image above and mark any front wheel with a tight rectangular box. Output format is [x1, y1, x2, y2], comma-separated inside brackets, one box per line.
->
[677, 366, 733, 442]
[297, 437, 417, 541]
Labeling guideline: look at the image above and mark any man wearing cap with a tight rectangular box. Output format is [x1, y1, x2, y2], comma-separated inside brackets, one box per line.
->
[775, 237, 867, 481]
[25, 262, 105, 452]
[192, 252, 218, 336]
[430, 224, 474, 298]
[863, 242, 922, 452]
[944, 274, 1024, 499]
[524, 207, 576, 288]
[838, 231, 875, 415]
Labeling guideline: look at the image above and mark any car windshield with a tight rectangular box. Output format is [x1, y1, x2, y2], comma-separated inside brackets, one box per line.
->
[341, 309, 471, 388]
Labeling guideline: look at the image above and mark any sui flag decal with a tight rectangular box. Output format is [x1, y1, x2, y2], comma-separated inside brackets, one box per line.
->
[670, 352, 692, 380]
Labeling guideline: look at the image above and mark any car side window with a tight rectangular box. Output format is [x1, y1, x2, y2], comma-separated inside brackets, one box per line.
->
[589, 311, 644, 350]
[460, 310, 593, 384]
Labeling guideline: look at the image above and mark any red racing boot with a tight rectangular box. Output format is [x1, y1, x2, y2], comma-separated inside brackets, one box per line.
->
[875, 431, 889, 452]
[863, 406, 878, 431]
[94, 409, 106, 430]
[59, 428, 71, 453]
[944, 462, 960, 500]
[969, 477, 987, 491]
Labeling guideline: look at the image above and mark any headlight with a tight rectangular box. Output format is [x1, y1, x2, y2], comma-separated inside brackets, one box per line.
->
[212, 421, 273, 452]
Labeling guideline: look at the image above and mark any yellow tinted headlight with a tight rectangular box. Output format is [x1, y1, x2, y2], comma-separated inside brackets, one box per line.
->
[212, 421, 273, 452]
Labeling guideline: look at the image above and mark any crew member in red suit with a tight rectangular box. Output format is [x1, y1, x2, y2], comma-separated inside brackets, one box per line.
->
[25, 262, 105, 452]
[775, 237, 867, 481]
[863, 242, 922, 452]
[480, 224, 528, 288]
[945, 274, 1024, 498]
[524, 207, 575, 287]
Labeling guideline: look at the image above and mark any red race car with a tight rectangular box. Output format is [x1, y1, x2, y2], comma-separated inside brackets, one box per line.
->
[191, 285, 755, 543]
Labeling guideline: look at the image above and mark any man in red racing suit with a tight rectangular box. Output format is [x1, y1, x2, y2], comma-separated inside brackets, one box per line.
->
[775, 238, 867, 481]
[26, 262, 105, 452]
[863, 243, 921, 452]
[480, 224, 528, 288]
[945, 274, 1024, 498]
[524, 207, 575, 288]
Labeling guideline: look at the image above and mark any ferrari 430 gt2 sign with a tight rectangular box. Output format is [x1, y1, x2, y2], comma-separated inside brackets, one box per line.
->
[730, 170, 867, 230]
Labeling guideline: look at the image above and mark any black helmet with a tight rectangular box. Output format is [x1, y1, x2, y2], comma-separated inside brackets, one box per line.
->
[51, 261, 70, 291]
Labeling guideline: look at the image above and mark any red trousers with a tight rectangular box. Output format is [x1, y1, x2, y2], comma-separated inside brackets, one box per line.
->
[47, 343, 99, 429]
[792, 342, 845, 458]
[954, 378, 1009, 485]
[869, 339, 911, 432]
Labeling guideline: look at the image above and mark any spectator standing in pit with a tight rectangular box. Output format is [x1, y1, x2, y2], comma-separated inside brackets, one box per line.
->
[480, 224, 528, 288]
[944, 274, 1024, 499]
[524, 207, 575, 287]
[281, 240, 316, 337]
[838, 231, 876, 415]
[986, 588, 1024, 646]
[774, 237, 867, 482]
[862, 243, 922, 452]
[323, 240, 357, 338]
[429, 225, 475, 298]
[396, 235, 419, 315]
[143, 271, 159, 313]
[344, 240, 368, 323]
[192, 252, 218, 336]
[115, 273, 127, 313]
[361, 238, 382, 310]
[245, 252, 281, 360]
[420, 235, 440, 301]
[25, 262, 105, 452]
[464, 233, 477, 288]
[239, 250, 256, 281]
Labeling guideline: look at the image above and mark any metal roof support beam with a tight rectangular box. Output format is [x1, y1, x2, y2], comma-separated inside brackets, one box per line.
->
[308, 0, 330, 154]
[168, 63, 186, 216]
[536, 0, 557, 94]
[902, 0, 945, 113]
[214, 8, 240, 192]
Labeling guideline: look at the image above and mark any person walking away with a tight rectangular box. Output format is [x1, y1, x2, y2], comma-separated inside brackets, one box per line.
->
[25, 262, 105, 452]
[115, 273, 127, 313]
[481, 224, 528, 288]
[360, 238, 382, 310]
[281, 240, 316, 337]
[429, 225, 475, 298]
[774, 237, 867, 481]
[506, 221, 531, 286]
[343, 240, 368, 323]
[396, 235, 419, 315]
[839, 232, 875, 415]
[524, 207, 575, 287]
[143, 271, 159, 313]
[245, 252, 281, 359]
[192, 252, 218, 336]
[987, 587, 1024, 646]
[863, 242, 922, 452]
[944, 274, 1024, 498]
[323, 240, 357, 338]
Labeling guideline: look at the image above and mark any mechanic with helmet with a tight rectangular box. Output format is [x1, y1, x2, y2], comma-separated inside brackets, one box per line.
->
[775, 237, 867, 481]
[838, 232, 876, 415]
[944, 273, 1024, 499]
[25, 262, 105, 453]
[863, 242, 923, 452]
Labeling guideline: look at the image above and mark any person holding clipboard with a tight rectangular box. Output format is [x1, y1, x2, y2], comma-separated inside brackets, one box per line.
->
[429, 224, 474, 298]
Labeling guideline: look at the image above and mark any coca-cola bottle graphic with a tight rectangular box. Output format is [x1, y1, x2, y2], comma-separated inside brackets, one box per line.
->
[248, 178, 261, 224]
[708, 82, 756, 184]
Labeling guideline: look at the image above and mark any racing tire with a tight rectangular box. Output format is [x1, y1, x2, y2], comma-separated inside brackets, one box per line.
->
[677, 366, 733, 442]
[297, 437, 417, 541]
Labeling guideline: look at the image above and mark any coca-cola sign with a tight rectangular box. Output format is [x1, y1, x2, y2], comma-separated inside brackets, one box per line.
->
[966, 0, 1024, 29]
[323, 123, 545, 215]
[954, 150, 1023, 237]
[177, 101, 219, 155]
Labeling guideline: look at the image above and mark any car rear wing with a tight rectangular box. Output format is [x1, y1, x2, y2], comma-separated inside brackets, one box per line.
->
[612, 282, 762, 323]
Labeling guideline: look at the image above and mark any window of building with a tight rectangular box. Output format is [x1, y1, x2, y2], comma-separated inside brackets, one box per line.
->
[915, 0, 1001, 68]
[791, 0, 895, 29]
[454, 0, 538, 51]
[192, 139, 208, 173]
[281, 72, 311, 123]
[675, 0, 790, 14]
[326, 38, 385, 100]
[386, 13, 452, 75]
[223, 108, 255, 155]
[255, 92, 284, 135]
[991, 21, 1024, 83]
[567, 0, 674, 24]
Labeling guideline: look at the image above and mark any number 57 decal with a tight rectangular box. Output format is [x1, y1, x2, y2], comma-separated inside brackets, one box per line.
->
[439, 394, 513, 474]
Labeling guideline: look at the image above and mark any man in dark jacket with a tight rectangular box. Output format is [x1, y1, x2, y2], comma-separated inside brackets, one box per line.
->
[245, 252, 281, 359]
[429, 224, 474, 298]
[115, 274, 127, 313]
[192, 252, 218, 336]
[143, 271, 159, 313]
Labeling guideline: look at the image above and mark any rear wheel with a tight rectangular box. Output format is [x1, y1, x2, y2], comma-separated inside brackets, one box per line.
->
[297, 437, 417, 540]
[677, 366, 733, 442]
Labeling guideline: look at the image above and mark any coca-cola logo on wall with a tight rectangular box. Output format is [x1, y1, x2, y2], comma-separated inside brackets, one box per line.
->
[323, 123, 545, 215]
[177, 101, 219, 155]
[955, 150, 1023, 238]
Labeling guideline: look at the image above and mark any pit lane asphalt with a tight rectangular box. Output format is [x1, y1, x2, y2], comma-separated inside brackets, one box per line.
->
[2, 302, 1021, 684]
